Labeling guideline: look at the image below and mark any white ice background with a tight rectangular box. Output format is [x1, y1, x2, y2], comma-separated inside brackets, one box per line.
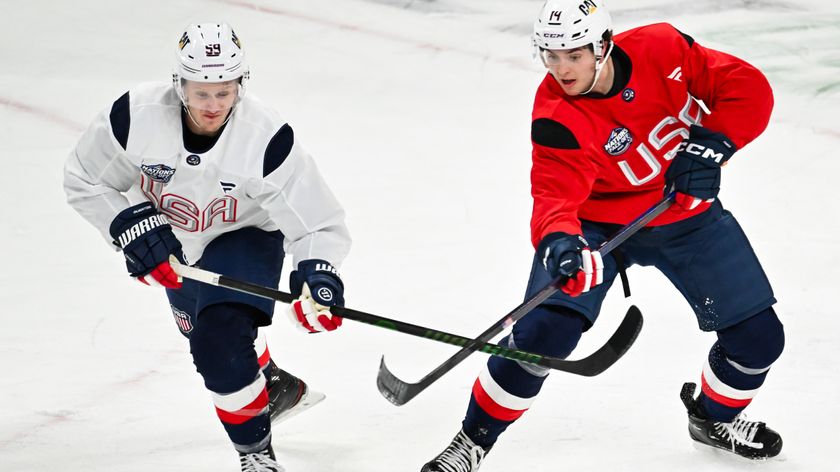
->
[1, 0, 839, 471]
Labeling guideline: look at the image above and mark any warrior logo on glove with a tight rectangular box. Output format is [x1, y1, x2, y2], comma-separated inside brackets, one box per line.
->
[109, 202, 184, 289]
[316, 287, 334, 302]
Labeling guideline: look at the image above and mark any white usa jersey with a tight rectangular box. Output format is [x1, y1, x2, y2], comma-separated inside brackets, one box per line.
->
[64, 81, 351, 269]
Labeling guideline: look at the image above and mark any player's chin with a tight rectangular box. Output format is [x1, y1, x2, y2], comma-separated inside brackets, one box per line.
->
[200, 118, 224, 133]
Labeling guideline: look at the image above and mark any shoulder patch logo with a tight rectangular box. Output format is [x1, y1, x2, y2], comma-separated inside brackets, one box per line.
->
[667, 67, 683, 82]
[141, 164, 176, 183]
[603, 127, 633, 156]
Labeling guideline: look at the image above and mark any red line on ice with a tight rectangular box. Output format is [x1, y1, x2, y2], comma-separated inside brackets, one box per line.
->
[0, 96, 85, 132]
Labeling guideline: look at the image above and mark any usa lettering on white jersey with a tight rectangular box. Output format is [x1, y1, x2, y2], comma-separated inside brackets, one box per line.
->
[64, 82, 350, 270]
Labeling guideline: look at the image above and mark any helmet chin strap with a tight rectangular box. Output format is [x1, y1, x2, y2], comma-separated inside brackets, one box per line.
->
[183, 105, 202, 131]
[582, 40, 614, 95]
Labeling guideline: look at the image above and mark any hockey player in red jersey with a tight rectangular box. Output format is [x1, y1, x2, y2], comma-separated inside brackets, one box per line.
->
[64, 23, 350, 471]
[421, 1, 784, 469]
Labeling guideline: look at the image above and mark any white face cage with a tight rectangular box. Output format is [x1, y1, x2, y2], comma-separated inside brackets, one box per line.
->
[172, 22, 249, 106]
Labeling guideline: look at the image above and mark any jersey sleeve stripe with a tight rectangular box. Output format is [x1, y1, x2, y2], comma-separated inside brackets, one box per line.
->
[109, 91, 131, 150]
[263, 123, 294, 177]
[531, 118, 580, 150]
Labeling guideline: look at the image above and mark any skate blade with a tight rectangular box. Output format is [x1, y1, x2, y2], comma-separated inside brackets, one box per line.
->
[271, 389, 326, 425]
[690, 440, 787, 462]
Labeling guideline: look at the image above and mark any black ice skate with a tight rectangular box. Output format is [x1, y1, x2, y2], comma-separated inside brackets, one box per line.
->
[265, 360, 325, 424]
[680, 382, 782, 459]
[421, 428, 491, 472]
[239, 445, 284, 472]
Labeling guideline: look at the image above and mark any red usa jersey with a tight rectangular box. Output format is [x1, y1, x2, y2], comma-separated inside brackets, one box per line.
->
[529, 23, 773, 248]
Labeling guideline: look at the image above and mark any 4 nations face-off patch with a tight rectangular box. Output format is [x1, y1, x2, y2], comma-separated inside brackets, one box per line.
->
[603, 127, 633, 156]
[141, 163, 176, 183]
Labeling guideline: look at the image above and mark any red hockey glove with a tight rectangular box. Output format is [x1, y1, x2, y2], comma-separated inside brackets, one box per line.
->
[540, 232, 604, 297]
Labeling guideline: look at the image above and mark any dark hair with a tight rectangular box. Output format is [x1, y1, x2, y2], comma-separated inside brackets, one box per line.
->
[585, 29, 613, 53]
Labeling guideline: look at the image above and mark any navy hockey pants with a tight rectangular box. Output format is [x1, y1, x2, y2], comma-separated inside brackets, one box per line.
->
[462, 203, 784, 446]
[529, 200, 776, 331]
[166, 227, 285, 452]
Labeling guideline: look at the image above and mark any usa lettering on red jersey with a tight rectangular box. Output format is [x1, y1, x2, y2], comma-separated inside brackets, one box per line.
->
[529, 23, 773, 248]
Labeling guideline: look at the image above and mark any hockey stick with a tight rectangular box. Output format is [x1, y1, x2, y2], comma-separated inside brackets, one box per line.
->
[376, 193, 675, 406]
[167, 258, 632, 372]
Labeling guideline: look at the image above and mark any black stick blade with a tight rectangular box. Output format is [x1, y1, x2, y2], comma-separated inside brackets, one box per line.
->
[606, 305, 643, 361]
[376, 305, 644, 406]
[547, 305, 643, 376]
[377, 356, 420, 406]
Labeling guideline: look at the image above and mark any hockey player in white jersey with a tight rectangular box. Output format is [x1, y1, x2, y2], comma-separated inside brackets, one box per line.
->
[64, 23, 351, 471]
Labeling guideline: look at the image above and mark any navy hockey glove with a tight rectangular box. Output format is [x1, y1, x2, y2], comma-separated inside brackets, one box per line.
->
[540, 232, 603, 297]
[665, 125, 737, 210]
[109, 202, 183, 289]
[288, 259, 344, 333]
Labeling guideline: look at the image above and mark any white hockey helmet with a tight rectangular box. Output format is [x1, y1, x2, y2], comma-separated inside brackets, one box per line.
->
[173, 22, 249, 104]
[532, 0, 613, 56]
[533, 0, 614, 94]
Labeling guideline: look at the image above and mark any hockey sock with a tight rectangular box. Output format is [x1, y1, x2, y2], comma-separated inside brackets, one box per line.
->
[191, 303, 271, 451]
[462, 306, 586, 448]
[698, 307, 784, 421]
[255, 329, 271, 372]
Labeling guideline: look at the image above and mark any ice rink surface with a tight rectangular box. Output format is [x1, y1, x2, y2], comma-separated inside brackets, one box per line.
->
[1, 0, 838, 470]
